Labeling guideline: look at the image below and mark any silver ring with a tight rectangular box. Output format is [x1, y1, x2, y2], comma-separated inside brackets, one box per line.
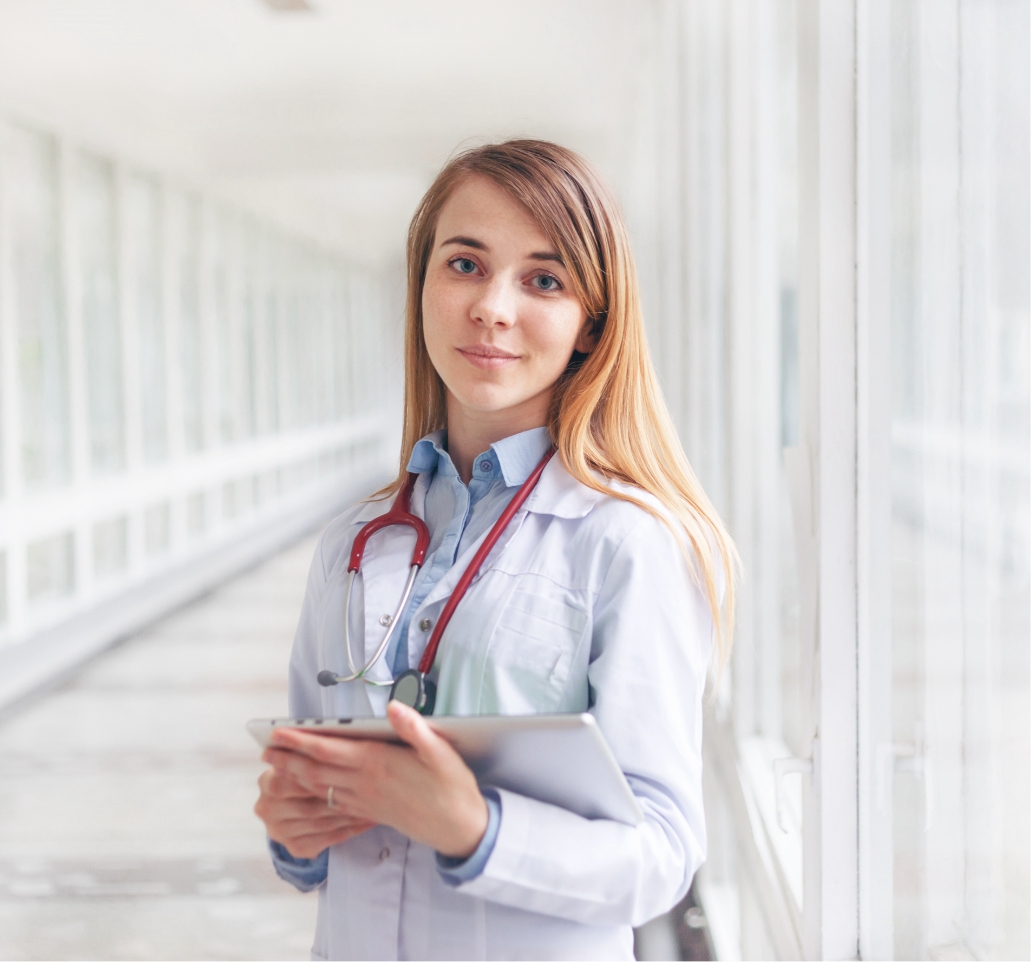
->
[326, 786, 335, 809]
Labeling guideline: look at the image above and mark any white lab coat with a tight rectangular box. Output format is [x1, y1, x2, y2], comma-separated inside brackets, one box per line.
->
[286, 455, 713, 961]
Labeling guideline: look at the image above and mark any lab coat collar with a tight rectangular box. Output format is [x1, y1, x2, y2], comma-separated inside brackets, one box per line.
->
[523, 453, 607, 519]
[346, 443, 606, 529]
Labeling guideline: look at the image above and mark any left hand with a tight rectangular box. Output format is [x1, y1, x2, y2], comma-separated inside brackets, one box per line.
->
[261, 700, 489, 859]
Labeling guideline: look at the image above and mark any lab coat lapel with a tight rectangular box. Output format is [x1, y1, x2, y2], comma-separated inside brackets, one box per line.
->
[416, 458, 603, 612]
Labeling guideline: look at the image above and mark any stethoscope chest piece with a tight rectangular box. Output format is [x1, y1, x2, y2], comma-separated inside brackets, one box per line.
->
[389, 669, 436, 715]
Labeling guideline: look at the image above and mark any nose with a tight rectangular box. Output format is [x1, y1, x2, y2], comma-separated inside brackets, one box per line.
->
[470, 273, 516, 328]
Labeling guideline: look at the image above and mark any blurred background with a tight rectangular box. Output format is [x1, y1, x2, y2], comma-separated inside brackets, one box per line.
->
[0, 1, 1026, 959]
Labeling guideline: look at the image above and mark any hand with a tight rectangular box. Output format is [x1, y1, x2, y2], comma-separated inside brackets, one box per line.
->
[260, 701, 489, 859]
[254, 766, 376, 860]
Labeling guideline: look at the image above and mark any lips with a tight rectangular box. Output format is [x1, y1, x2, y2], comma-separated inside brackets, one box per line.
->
[457, 345, 520, 371]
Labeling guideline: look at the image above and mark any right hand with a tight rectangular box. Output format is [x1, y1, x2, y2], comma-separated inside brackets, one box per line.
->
[255, 765, 376, 860]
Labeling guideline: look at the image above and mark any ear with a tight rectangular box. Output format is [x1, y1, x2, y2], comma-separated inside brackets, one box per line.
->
[574, 317, 597, 354]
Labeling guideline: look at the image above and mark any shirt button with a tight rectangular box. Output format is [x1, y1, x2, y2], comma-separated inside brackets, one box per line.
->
[419, 618, 432, 631]
[479, 460, 492, 472]
[379, 614, 392, 627]
[378, 848, 390, 861]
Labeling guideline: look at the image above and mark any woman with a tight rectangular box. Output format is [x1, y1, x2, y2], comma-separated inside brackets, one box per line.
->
[255, 139, 736, 961]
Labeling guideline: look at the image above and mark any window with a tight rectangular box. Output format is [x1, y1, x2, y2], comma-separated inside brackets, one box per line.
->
[623, 2, 1029, 958]
[860, 2, 1030, 957]
[10, 127, 70, 491]
[0, 118, 389, 651]
[127, 175, 167, 464]
[78, 152, 124, 475]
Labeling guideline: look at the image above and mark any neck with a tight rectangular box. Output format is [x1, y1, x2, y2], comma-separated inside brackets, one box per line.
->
[445, 391, 549, 484]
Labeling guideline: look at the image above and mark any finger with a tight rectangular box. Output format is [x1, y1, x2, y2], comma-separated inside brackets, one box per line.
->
[259, 767, 320, 800]
[386, 700, 447, 764]
[269, 730, 366, 769]
[268, 797, 366, 823]
[277, 821, 376, 859]
[264, 750, 365, 802]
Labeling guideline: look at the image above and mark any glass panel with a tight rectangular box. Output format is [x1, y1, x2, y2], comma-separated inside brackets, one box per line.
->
[775, 0, 805, 764]
[127, 175, 167, 463]
[333, 270, 351, 420]
[92, 515, 128, 579]
[9, 126, 70, 490]
[221, 480, 237, 521]
[887, 2, 1030, 958]
[265, 283, 281, 433]
[185, 492, 206, 538]
[285, 280, 302, 429]
[242, 227, 259, 438]
[178, 194, 204, 453]
[212, 213, 235, 445]
[144, 502, 170, 556]
[0, 551, 7, 624]
[26, 532, 75, 603]
[78, 152, 125, 475]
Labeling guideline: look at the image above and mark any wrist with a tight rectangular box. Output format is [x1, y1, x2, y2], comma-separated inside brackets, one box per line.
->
[437, 792, 489, 860]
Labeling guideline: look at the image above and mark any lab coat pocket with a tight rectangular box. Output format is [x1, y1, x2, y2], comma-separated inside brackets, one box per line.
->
[480, 580, 588, 714]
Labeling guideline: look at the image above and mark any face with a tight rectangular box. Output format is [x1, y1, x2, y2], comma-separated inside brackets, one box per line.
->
[421, 175, 594, 430]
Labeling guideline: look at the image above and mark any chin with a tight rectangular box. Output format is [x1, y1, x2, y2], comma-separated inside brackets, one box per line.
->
[453, 385, 525, 415]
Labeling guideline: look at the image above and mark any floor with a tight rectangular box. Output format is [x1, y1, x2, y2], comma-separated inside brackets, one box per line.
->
[0, 534, 321, 961]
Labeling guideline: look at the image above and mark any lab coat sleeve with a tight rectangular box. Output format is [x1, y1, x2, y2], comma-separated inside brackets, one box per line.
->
[286, 529, 332, 719]
[435, 789, 502, 885]
[266, 532, 333, 892]
[452, 513, 711, 926]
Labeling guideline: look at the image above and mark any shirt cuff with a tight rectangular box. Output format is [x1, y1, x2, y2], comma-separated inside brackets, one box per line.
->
[435, 789, 501, 887]
[268, 837, 328, 892]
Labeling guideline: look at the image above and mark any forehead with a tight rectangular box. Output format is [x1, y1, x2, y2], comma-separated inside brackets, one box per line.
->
[434, 175, 552, 249]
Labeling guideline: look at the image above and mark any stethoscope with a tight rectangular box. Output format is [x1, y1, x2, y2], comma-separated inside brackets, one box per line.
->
[317, 448, 555, 714]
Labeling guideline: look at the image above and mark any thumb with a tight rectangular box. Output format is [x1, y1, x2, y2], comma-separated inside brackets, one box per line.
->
[387, 699, 443, 763]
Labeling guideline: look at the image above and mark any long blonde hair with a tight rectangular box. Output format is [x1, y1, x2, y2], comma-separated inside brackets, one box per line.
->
[387, 139, 737, 666]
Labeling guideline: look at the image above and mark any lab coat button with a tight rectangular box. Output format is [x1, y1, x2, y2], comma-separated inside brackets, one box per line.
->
[379, 614, 392, 627]
[419, 618, 432, 631]
[378, 847, 390, 861]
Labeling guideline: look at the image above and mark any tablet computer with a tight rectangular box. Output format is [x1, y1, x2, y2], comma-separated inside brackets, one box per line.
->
[247, 712, 643, 826]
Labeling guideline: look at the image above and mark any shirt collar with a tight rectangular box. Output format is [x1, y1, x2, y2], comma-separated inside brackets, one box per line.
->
[405, 426, 552, 488]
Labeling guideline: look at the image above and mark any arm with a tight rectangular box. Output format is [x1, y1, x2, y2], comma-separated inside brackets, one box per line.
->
[450, 515, 712, 925]
[260, 532, 374, 891]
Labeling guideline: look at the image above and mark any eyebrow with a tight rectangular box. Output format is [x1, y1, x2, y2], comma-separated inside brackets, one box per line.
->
[440, 235, 565, 266]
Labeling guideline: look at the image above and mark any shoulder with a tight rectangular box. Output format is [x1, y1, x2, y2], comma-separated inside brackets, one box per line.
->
[529, 456, 677, 537]
[523, 457, 692, 580]
[310, 489, 394, 579]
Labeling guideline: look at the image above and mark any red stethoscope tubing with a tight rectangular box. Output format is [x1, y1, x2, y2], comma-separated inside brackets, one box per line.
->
[416, 447, 555, 675]
[343, 447, 555, 681]
[347, 473, 429, 571]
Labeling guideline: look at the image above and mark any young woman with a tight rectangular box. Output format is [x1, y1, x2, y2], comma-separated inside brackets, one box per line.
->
[255, 140, 736, 961]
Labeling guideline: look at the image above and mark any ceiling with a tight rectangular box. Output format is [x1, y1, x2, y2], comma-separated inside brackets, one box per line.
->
[0, 0, 651, 265]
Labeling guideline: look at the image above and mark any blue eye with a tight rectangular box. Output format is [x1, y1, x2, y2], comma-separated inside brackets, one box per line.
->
[452, 257, 477, 274]
[533, 273, 560, 291]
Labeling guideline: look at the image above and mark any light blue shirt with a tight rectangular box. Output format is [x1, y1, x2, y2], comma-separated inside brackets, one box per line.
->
[270, 427, 551, 890]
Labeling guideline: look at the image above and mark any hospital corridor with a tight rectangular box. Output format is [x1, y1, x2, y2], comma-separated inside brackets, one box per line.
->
[0, 2, 1027, 960]
[0, 537, 320, 959]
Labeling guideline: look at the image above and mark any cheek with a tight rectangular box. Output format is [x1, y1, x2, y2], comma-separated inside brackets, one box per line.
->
[422, 279, 463, 358]
[525, 303, 586, 369]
